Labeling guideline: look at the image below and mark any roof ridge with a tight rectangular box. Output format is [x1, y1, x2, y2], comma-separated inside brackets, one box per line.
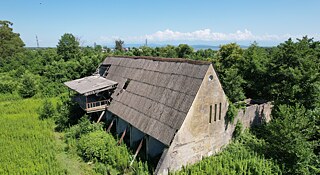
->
[109, 56, 211, 65]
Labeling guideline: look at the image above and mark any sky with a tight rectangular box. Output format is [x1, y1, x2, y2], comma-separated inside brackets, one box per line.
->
[1, 0, 320, 47]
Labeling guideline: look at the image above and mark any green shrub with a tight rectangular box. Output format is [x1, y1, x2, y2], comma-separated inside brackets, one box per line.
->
[18, 72, 37, 98]
[38, 99, 56, 120]
[226, 102, 238, 124]
[65, 116, 103, 140]
[233, 121, 243, 139]
[54, 94, 85, 131]
[77, 130, 130, 171]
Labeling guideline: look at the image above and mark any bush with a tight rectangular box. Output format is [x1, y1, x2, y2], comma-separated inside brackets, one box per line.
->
[65, 116, 103, 140]
[18, 72, 37, 98]
[226, 102, 238, 124]
[0, 81, 15, 94]
[233, 121, 243, 139]
[77, 130, 130, 171]
[38, 99, 56, 120]
[54, 94, 85, 131]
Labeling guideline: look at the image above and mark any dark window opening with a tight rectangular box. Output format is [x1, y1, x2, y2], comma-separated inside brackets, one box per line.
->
[219, 103, 222, 120]
[99, 64, 111, 77]
[123, 79, 131, 90]
[209, 105, 212, 123]
[214, 104, 217, 121]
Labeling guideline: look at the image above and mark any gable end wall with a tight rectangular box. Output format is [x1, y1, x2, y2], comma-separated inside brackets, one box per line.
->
[155, 65, 229, 174]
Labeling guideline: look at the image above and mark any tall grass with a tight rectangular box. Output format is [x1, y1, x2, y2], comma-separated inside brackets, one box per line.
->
[0, 96, 67, 174]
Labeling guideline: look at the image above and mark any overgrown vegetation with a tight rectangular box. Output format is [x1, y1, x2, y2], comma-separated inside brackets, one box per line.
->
[64, 116, 149, 175]
[1, 20, 319, 174]
[0, 98, 67, 174]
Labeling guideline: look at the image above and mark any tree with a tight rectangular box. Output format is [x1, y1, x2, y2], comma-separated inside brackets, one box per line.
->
[18, 72, 37, 98]
[269, 37, 320, 109]
[175, 44, 193, 58]
[57, 33, 80, 61]
[241, 42, 270, 99]
[221, 68, 246, 102]
[38, 99, 55, 120]
[263, 104, 318, 174]
[0, 20, 25, 67]
[215, 43, 246, 102]
[115, 39, 124, 51]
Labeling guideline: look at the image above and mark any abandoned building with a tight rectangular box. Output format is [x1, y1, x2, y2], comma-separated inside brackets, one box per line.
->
[64, 56, 272, 174]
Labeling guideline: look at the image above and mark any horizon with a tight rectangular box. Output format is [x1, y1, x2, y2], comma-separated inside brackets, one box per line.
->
[1, 0, 320, 47]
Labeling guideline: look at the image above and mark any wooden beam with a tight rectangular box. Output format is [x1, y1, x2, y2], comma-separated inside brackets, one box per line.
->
[106, 118, 115, 132]
[130, 138, 144, 166]
[97, 111, 105, 123]
[117, 128, 127, 145]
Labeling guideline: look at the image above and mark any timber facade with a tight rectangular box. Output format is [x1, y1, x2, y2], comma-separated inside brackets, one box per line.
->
[64, 56, 271, 174]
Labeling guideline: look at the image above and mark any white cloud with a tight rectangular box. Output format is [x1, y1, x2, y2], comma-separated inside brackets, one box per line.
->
[99, 29, 318, 43]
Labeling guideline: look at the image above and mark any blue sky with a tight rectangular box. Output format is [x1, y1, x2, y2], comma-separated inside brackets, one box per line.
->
[1, 0, 319, 47]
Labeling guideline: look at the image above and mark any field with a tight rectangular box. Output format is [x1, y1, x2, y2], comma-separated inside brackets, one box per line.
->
[0, 94, 68, 174]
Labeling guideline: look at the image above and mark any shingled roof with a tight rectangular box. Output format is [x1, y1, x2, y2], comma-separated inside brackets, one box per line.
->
[104, 56, 211, 145]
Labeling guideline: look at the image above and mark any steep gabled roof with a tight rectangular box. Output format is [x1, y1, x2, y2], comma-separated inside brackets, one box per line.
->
[104, 56, 210, 145]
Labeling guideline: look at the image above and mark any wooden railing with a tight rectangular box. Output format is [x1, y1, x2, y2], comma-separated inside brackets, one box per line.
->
[86, 99, 110, 111]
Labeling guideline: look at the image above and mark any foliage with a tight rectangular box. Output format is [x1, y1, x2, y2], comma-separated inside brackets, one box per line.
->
[226, 102, 238, 123]
[57, 33, 80, 61]
[65, 116, 103, 140]
[54, 94, 85, 131]
[115, 39, 124, 51]
[221, 68, 246, 102]
[262, 104, 319, 174]
[175, 44, 194, 58]
[0, 97, 67, 174]
[241, 42, 270, 99]
[38, 99, 56, 120]
[215, 43, 246, 102]
[18, 71, 37, 98]
[78, 130, 130, 172]
[233, 121, 243, 139]
[0, 20, 25, 63]
[268, 37, 320, 109]
[0, 73, 16, 93]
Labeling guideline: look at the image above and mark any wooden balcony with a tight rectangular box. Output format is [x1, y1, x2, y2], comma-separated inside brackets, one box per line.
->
[85, 99, 111, 113]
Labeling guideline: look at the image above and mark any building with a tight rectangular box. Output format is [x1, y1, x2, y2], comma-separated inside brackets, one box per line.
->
[64, 56, 271, 174]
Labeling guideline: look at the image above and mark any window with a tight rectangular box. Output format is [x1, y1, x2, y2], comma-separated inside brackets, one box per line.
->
[123, 79, 131, 90]
[99, 64, 111, 76]
[209, 105, 212, 123]
[214, 104, 217, 121]
[219, 103, 222, 120]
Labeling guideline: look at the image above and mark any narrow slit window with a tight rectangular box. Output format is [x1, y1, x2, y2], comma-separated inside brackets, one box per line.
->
[219, 103, 222, 120]
[214, 104, 217, 121]
[209, 105, 212, 123]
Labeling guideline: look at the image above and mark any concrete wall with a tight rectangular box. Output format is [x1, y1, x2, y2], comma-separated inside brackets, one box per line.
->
[155, 65, 272, 174]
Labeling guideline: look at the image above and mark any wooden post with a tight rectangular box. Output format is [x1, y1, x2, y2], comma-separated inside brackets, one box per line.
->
[106, 119, 115, 132]
[130, 138, 144, 166]
[117, 128, 127, 145]
[97, 111, 105, 123]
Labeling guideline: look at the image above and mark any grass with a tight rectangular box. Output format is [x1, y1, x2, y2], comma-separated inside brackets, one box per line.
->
[0, 94, 94, 174]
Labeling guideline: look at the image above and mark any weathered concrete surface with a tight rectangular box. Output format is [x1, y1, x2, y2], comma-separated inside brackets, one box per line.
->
[155, 65, 272, 175]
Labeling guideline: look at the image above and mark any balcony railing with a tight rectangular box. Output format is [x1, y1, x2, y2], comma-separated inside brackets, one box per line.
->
[85, 99, 111, 113]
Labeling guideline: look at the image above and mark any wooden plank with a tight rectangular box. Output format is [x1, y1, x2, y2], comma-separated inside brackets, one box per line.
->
[117, 128, 127, 145]
[106, 119, 115, 132]
[97, 111, 105, 123]
[130, 138, 144, 166]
